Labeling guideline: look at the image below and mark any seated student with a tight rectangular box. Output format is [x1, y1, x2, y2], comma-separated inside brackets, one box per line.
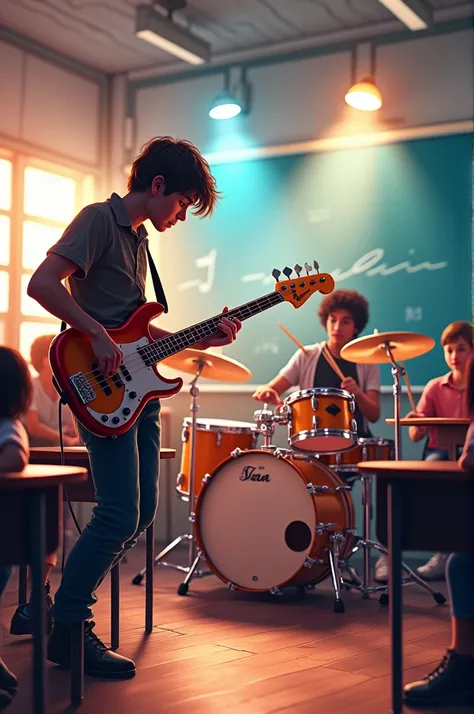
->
[23, 334, 79, 447]
[403, 357, 474, 709]
[407, 320, 472, 580]
[0, 347, 32, 709]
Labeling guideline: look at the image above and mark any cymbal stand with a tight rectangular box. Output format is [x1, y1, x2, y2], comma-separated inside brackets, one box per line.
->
[341, 342, 445, 604]
[131, 361, 211, 595]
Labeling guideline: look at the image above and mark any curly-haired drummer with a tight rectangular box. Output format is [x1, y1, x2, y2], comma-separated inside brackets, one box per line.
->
[253, 288, 380, 437]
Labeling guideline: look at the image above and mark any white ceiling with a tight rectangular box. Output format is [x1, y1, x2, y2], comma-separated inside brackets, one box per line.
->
[0, 0, 471, 75]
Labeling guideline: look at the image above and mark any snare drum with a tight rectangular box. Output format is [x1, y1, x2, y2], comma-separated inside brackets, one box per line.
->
[176, 418, 258, 498]
[194, 449, 355, 592]
[284, 388, 357, 453]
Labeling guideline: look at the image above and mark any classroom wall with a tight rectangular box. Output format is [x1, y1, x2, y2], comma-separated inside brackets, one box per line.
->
[131, 27, 473, 158]
[0, 35, 104, 173]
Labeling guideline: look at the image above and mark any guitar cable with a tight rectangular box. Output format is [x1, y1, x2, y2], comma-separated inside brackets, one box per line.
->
[57, 397, 82, 574]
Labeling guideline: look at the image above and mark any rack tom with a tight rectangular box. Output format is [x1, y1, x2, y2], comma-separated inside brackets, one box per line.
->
[283, 388, 357, 453]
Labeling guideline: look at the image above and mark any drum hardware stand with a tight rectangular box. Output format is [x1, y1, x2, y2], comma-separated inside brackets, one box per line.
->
[340, 341, 446, 605]
[132, 361, 211, 594]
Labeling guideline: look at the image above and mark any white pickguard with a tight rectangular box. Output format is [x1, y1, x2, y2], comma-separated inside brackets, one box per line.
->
[87, 336, 181, 431]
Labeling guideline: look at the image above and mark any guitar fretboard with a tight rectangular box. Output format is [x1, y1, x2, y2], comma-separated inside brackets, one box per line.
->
[138, 291, 283, 366]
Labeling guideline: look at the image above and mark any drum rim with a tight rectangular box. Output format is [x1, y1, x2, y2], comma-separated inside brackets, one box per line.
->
[284, 387, 353, 405]
[183, 417, 257, 434]
[290, 428, 357, 453]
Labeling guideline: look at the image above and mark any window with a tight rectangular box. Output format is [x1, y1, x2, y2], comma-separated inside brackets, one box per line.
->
[0, 151, 95, 364]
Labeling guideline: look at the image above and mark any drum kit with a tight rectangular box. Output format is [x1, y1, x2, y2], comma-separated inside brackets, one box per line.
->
[132, 329, 446, 612]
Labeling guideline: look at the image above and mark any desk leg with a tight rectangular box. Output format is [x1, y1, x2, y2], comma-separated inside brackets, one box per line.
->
[388, 481, 403, 714]
[145, 521, 154, 634]
[29, 490, 47, 714]
[111, 564, 120, 650]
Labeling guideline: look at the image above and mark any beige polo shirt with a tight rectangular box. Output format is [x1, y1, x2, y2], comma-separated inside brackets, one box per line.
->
[48, 193, 149, 328]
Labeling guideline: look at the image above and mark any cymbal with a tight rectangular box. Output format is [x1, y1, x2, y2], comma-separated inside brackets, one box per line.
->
[161, 348, 252, 382]
[340, 331, 435, 364]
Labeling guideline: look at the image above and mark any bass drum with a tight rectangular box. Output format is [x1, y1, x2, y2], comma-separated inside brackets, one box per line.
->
[194, 449, 355, 592]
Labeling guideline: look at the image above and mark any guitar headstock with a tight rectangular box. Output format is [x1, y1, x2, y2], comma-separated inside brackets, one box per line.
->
[272, 261, 335, 308]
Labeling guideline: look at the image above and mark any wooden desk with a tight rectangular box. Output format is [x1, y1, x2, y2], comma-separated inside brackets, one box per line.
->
[386, 417, 470, 460]
[358, 460, 474, 714]
[0, 465, 87, 714]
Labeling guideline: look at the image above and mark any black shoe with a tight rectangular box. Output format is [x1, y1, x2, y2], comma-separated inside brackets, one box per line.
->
[0, 658, 17, 696]
[10, 581, 53, 636]
[47, 620, 135, 680]
[403, 649, 474, 708]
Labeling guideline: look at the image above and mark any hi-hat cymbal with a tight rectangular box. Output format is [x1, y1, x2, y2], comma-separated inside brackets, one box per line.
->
[161, 349, 252, 382]
[340, 331, 435, 364]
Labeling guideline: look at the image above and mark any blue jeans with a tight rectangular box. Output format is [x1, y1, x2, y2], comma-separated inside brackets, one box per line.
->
[447, 552, 474, 618]
[52, 399, 161, 624]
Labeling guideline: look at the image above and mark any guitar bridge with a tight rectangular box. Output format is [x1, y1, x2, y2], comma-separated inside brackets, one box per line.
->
[70, 372, 96, 404]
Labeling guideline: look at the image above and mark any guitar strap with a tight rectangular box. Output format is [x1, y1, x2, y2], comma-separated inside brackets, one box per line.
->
[56, 241, 168, 400]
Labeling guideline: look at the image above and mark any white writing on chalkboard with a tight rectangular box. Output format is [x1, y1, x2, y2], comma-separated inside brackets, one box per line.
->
[178, 248, 217, 293]
[405, 306, 423, 322]
[241, 248, 448, 287]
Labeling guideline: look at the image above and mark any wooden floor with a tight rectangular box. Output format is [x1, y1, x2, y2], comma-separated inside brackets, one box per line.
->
[0, 546, 467, 714]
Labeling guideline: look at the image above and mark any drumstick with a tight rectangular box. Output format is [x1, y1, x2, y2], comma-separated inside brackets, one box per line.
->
[322, 344, 346, 381]
[401, 362, 417, 412]
[278, 323, 308, 355]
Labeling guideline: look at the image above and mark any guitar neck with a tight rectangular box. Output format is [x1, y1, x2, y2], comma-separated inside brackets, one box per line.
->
[139, 291, 283, 365]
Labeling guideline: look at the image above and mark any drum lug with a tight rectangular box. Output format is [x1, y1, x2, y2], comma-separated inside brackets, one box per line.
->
[231, 447, 242, 458]
[269, 586, 282, 596]
[351, 419, 357, 432]
[311, 395, 318, 411]
[304, 556, 324, 567]
[201, 473, 211, 485]
[226, 582, 236, 590]
[349, 400, 355, 414]
[176, 472, 184, 486]
[182, 426, 189, 442]
[216, 430, 222, 447]
[329, 531, 345, 545]
[274, 447, 292, 459]
[307, 483, 331, 495]
[312, 416, 318, 428]
[316, 521, 336, 535]
[335, 485, 352, 492]
[189, 512, 196, 523]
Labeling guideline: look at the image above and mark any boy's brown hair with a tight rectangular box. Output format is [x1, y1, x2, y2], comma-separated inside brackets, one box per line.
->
[441, 321, 473, 347]
[318, 289, 369, 337]
[30, 334, 55, 374]
[127, 136, 219, 217]
[0, 347, 32, 419]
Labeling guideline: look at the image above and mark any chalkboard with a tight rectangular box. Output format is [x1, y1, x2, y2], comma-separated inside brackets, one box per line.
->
[151, 133, 472, 387]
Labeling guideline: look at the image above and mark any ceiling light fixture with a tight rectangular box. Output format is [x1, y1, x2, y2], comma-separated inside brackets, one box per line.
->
[345, 45, 383, 112]
[135, 1, 210, 65]
[378, 0, 433, 31]
[209, 68, 251, 121]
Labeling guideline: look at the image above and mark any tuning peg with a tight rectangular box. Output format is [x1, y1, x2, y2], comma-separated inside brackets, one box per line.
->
[294, 264, 302, 277]
[304, 262, 312, 275]
[313, 260, 320, 273]
[282, 267, 292, 278]
[272, 268, 281, 281]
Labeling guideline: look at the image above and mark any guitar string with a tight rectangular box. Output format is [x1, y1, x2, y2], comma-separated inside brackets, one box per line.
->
[74, 293, 283, 388]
